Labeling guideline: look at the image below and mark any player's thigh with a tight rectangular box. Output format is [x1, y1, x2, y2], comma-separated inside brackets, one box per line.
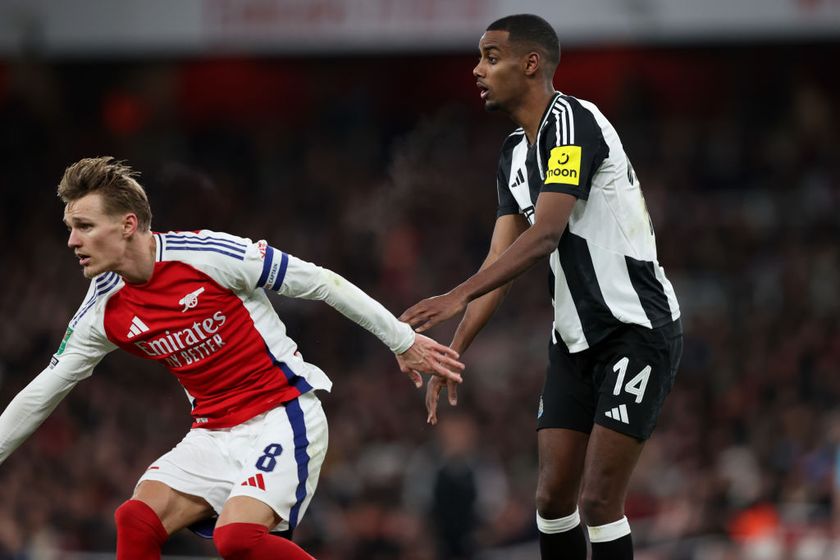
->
[535, 338, 594, 514]
[133, 480, 214, 534]
[582, 425, 645, 503]
[136, 427, 240, 529]
[217, 496, 278, 529]
[537, 336, 596, 435]
[225, 392, 329, 532]
[593, 320, 682, 440]
[579, 424, 645, 525]
[536, 428, 590, 516]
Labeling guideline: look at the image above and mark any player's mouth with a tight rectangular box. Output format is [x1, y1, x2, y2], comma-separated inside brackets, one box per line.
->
[477, 82, 489, 99]
[76, 253, 91, 266]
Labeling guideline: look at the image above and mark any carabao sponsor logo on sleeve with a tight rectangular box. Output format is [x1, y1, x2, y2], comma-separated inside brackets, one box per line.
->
[56, 327, 74, 355]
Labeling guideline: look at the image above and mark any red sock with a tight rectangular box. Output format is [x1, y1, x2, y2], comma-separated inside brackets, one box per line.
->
[114, 499, 168, 560]
[214, 523, 313, 560]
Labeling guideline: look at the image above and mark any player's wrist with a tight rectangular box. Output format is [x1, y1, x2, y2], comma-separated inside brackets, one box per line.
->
[451, 284, 472, 304]
[394, 330, 417, 356]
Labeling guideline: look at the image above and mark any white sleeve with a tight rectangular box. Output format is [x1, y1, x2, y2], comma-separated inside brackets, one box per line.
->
[0, 368, 78, 465]
[276, 254, 416, 354]
[185, 235, 416, 353]
[0, 281, 115, 464]
[51, 278, 117, 382]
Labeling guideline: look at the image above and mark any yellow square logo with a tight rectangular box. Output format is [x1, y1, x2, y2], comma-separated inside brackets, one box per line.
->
[546, 145, 582, 186]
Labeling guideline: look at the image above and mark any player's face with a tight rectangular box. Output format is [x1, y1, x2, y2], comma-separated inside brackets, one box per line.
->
[473, 30, 528, 112]
[64, 193, 129, 279]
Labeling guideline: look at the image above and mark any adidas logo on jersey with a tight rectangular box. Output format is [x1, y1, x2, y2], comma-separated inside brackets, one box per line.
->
[511, 168, 526, 187]
[241, 473, 266, 490]
[605, 404, 629, 424]
[179, 287, 205, 312]
[127, 316, 150, 339]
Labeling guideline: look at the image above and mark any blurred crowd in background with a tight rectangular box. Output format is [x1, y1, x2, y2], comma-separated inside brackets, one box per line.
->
[0, 42, 838, 560]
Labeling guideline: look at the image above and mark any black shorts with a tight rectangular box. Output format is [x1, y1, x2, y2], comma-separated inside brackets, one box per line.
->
[537, 319, 682, 440]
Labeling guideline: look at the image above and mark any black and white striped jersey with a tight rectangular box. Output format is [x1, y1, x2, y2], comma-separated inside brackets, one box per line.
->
[496, 92, 680, 353]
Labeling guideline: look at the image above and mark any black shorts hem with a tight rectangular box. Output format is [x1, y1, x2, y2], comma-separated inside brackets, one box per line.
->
[594, 417, 652, 442]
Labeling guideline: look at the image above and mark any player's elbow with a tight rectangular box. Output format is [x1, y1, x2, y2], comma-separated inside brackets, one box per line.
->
[534, 227, 563, 256]
[303, 266, 337, 301]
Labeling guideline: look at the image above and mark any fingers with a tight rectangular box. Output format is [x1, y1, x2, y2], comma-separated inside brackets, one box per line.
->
[400, 304, 442, 332]
[410, 370, 423, 389]
[435, 344, 460, 360]
[425, 378, 459, 425]
[396, 354, 423, 389]
[405, 314, 433, 332]
[399, 303, 426, 326]
[447, 380, 458, 406]
[409, 335, 465, 379]
[398, 307, 413, 323]
[426, 379, 442, 424]
[428, 350, 464, 382]
[431, 361, 463, 383]
[436, 353, 465, 372]
[424, 337, 460, 359]
[416, 335, 462, 367]
[415, 319, 436, 333]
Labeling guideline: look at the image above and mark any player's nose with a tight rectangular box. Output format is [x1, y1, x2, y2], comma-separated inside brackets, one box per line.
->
[67, 229, 81, 248]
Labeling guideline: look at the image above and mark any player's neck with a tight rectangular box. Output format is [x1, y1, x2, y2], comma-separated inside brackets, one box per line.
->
[511, 87, 557, 145]
[116, 232, 156, 284]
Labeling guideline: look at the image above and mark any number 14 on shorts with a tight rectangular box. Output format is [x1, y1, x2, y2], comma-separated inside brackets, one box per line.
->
[612, 357, 650, 404]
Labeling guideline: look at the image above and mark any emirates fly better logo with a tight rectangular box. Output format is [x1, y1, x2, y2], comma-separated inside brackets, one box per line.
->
[133, 310, 228, 368]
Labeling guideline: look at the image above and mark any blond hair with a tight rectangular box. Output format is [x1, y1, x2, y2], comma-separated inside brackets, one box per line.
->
[57, 157, 152, 231]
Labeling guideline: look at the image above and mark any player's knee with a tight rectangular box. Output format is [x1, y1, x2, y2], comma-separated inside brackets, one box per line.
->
[535, 486, 578, 519]
[114, 500, 131, 528]
[214, 523, 267, 559]
[579, 490, 621, 526]
[115, 499, 160, 535]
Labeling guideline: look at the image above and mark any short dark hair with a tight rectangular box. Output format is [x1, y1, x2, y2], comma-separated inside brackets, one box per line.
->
[58, 157, 153, 231]
[487, 14, 560, 74]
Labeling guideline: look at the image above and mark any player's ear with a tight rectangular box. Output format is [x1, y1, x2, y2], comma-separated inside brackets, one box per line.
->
[523, 51, 541, 77]
[122, 213, 139, 237]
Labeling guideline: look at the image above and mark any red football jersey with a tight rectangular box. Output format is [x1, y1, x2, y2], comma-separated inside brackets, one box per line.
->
[53, 231, 341, 429]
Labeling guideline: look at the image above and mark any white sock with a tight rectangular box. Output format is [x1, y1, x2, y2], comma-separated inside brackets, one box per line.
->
[536, 508, 581, 534]
[587, 516, 631, 542]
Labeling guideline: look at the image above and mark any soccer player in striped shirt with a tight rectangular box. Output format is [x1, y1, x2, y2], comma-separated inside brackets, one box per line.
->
[401, 14, 682, 560]
[0, 157, 464, 559]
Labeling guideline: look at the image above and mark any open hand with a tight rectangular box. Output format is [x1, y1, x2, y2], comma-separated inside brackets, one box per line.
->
[395, 333, 464, 388]
[425, 375, 459, 425]
[399, 292, 467, 333]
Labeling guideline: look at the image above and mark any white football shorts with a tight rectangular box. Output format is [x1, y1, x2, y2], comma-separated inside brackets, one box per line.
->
[137, 391, 328, 532]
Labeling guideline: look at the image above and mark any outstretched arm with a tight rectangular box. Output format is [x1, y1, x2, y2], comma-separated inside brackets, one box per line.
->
[0, 369, 79, 465]
[276, 259, 464, 386]
[449, 213, 530, 355]
[403, 193, 575, 424]
[418, 213, 528, 424]
[0, 283, 110, 464]
[400, 192, 575, 334]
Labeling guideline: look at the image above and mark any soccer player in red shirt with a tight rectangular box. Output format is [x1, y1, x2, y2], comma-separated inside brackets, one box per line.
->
[0, 157, 464, 559]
